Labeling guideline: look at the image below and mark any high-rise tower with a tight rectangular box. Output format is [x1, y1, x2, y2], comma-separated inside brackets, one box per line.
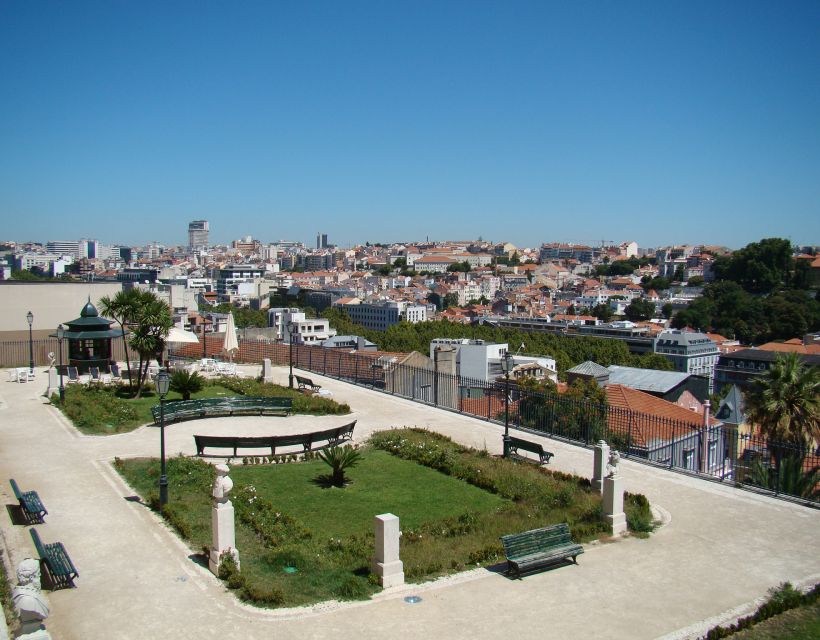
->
[188, 220, 209, 251]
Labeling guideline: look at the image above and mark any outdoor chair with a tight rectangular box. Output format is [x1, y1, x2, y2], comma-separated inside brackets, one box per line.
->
[7, 369, 18, 382]
[110, 363, 122, 382]
[90, 367, 101, 383]
[17, 368, 28, 383]
[67, 367, 80, 384]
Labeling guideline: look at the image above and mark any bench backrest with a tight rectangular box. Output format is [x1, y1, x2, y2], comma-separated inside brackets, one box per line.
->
[194, 421, 356, 455]
[155, 396, 293, 420]
[9, 479, 23, 501]
[30, 528, 47, 557]
[294, 375, 312, 383]
[509, 436, 543, 454]
[501, 523, 573, 557]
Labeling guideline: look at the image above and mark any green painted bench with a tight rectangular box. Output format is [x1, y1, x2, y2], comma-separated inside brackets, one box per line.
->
[294, 375, 321, 392]
[508, 436, 554, 465]
[500, 523, 583, 578]
[152, 397, 292, 424]
[194, 421, 356, 457]
[30, 529, 78, 589]
[9, 479, 47, 524]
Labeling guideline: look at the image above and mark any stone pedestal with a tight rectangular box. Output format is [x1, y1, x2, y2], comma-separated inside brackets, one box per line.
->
[372, 513, 404, 588]
[262, 358, 274, 384]
[46, 370, 59, 398]
[592, 440, 609, 494]
[208, 464, 240, 575]
[603, 474, 627, 536]
[12, 558, 51, 640]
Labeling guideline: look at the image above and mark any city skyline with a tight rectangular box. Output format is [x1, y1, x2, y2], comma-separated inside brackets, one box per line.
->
[1, 2, 819, 248]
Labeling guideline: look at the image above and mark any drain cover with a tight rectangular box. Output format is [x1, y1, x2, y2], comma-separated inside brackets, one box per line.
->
[283, 566, 298, 574]
[404, 596, 422, 604]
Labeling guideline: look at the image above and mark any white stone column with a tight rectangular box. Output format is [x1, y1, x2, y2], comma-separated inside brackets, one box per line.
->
[372, 513, 404, 588]
[208, 464, 240, 575]
[262, 358, 274, 383]
[602, 474, 627, 536]
[592, 440, 609, 494]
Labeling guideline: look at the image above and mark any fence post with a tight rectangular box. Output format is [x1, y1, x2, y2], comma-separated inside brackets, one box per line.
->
[324, 349, 327, 375]
[626, 409, 633, 458]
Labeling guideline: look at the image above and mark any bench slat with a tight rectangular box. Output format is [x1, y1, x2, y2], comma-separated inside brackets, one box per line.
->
[30, 530, 78, 589]
[194, 421, 356, 457]
[501, 523, 582, 578]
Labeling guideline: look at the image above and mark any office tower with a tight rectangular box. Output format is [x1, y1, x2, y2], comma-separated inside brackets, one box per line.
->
[317, 233, 328, 249]
[188, 220, 209, 251]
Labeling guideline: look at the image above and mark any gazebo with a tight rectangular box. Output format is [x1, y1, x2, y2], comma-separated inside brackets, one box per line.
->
[57, 300, 127, 374]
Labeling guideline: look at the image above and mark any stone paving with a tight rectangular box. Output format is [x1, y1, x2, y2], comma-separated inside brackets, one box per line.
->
[0, 366, 818, 640]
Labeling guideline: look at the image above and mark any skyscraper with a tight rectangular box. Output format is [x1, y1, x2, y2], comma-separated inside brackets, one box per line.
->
[316, 232, 328, 249]
[188, 220, 209, 251]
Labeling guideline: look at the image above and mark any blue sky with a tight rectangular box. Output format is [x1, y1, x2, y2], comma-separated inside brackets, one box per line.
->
[1, 1, 818, 250]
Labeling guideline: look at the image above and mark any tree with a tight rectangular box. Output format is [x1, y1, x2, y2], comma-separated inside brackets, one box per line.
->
[100, 288, 145, 392]
[714, 237, 795, 294]
[672, 265, 685, 283]
[606, 260, 636, 276]
[128, 291, 173, 398]
[443, 293, 460, 308]
[591, 303, 613, 322]
[661, 303, 673, 319]
[745, 352, 820, 478]
[687, 276, 705, 287]
[169, 370, 205, 401]
[624, 298, 655, 321]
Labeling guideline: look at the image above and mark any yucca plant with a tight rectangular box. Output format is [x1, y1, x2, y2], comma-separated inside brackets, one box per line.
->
[169, 370, 205, 401]
[317, 445, 362, 487]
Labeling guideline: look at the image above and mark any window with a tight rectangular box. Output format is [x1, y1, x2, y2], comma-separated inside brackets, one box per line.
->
[708, 441, 718, 468]
[683, 449, 695, 470]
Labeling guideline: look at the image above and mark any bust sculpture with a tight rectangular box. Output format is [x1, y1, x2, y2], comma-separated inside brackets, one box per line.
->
[606, 450, 621, 478]
[12, 558, 52, 639]
[212, 464, 233, 502]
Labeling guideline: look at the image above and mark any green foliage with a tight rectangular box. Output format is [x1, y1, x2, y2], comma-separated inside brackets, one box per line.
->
[624, 492, 655, 534]
[624, 298, 656, 321]
[703, 582, 819, 639]
[747, 456, 819, 501]
[233, 485, 312, 546]
[317, 445, 363, 487]
[169, 370, 205, 401]
[211, 303, 268, 328]
[714, 237, 795, 294]
[447, 261, 471, 273]
[591, 303, 613, 322]
[641, 275, 671, 291]
[58, 384, 139, 433]
[213, 376, 350, 415]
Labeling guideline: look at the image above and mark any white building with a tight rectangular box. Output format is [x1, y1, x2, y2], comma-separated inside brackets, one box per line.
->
[404, 304, 428, 323]
[267, 308, 336, 345]
[654, 329, 719, 391]
[429, 339, 557, 383]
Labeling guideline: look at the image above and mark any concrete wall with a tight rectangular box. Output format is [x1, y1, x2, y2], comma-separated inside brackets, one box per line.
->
[0, 282, 123, 334]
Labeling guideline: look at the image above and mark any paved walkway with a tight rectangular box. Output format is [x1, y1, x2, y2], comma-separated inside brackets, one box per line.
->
[0, 367, 818, 640]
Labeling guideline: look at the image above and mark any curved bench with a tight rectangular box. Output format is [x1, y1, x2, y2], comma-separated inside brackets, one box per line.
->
[194, 421, 356, 457]
[152, 397, 292, 425]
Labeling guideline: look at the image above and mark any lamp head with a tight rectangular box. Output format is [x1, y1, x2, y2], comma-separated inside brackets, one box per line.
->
[26, 311, 33, 326]
[56, 324, 65, 340]
[156, 370, 171, 397]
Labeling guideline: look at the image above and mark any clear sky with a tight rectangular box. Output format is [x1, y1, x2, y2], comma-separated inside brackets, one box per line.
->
[1, 1, 818, 250]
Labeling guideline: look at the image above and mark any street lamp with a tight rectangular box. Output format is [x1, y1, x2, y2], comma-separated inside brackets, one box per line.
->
[156, 371, 171, 507]
[501, 351, 514, 458]
[286, 321, 294, 389]
[26, 311, 34, 375]
[56, 324, 65, 403]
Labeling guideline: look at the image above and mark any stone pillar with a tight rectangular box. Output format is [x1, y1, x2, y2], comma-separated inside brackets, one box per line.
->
[208, 464, 240, 575]
[12, 558, 51, 639]
[262, 358, 274, 384]
[592, 440, 609, 494]
[602, 451, 627, 536]
[372, 513, 404, 588]
[46, 369, 59, 398]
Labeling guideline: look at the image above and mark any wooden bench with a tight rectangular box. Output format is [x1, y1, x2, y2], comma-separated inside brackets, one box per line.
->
[295, 375, 321, 393]
[194, 420, 356, 457]
[500, 523, 583, 579]
[152, 397, 292, 424]
[30, 529, 78, 589]
[9, 479, 47, 524]
[508, 436, 554, 465]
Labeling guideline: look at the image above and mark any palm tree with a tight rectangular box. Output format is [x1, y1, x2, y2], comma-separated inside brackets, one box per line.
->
[745, 352, 820, 473]
[317, 445, 362, 487]
[169, 370, 205, 401]
[99, 288, 143, 391]
[128, 291, 173, 398]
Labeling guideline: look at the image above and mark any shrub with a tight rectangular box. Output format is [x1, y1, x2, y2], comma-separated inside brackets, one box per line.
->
[169, 370, 205, 401]
[334, 576, 370, 600]
[212, 376, 350, 415]
[240, 582, 285, 605]
[624, 492, 655, 534]
[59, 385, 139, 432]
[317, 445, 362, 487]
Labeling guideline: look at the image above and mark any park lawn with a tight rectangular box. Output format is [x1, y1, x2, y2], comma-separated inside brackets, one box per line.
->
[57, 383, 237, 435]
[116, 449, 509, 607]
[731, 602, 820, 640]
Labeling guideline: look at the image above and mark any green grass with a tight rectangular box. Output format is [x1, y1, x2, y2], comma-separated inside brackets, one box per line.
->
[114, 429, 645, 608]
[730, 602, 820, 639]
[55, 383, 238, 435]
[54, 377, 350, 435]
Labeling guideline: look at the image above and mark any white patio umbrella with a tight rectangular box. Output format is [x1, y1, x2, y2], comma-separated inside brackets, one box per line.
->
[222, 313, 239, 361]
[167, 327, 200, 344]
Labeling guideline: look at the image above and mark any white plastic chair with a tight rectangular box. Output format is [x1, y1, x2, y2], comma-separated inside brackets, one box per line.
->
[17, 368, 28, 383]
[7, 369, 18, 382]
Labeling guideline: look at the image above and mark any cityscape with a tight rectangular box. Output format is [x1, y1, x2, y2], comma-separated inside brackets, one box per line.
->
[1, 2, 819, 640]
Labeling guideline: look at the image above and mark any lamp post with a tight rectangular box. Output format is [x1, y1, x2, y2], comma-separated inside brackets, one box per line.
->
[56, 324, 65, 403]
[156, 371, 171, 507]
[286, 321, 294, 389]
[201, 318, 208, 359]
[501, 351, 514, 458]
[26, 311, 34, 375]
